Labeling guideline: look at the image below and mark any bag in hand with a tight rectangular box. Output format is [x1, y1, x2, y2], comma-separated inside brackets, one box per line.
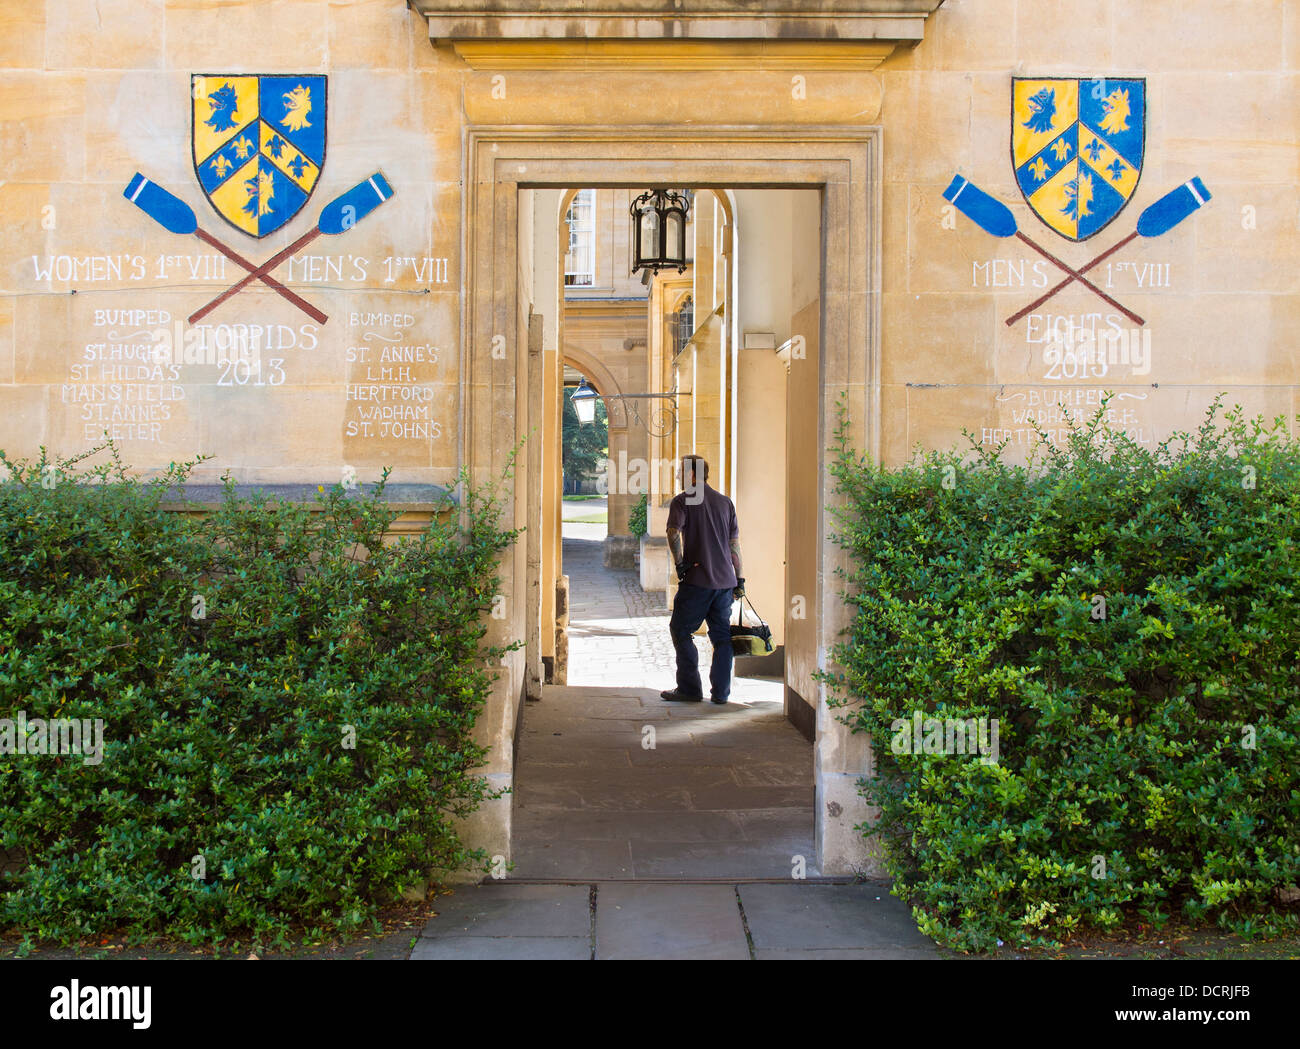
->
[730, 594, 774, 656]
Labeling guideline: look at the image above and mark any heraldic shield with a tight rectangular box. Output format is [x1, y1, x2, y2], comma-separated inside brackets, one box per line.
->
[1012, 77, 1145, 241]
[191, 74, 327, 238]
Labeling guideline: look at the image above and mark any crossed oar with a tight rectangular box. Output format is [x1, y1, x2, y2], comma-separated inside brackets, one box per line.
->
[943, 175, 1211, 327]
[124, 172, 394, 326]
[125, 172, 326, 324]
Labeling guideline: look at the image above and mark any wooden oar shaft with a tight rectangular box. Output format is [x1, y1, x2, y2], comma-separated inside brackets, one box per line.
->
[188, 226, 323, 325]
[1010, 231, 1144, 327]
[1005, 231, 1140, 326]
[192, 228, 327, 325]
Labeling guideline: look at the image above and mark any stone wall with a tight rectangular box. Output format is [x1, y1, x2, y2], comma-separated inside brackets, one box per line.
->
[1, 1, 462, 488]
[2, 0, 1295, 878]
[877, 0, 1299, 465]
[8, 4, 1291, 497]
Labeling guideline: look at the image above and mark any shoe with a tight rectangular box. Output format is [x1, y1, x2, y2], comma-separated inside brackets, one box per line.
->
[660, 689, 703, 702]
[711, 697, 729, 705]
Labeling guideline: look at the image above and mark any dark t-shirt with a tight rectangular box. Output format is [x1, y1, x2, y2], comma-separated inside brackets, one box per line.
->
[667, 483, 739, 590]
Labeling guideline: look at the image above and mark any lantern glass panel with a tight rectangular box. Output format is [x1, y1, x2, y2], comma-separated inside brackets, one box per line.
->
[640, 209, 660, 266]
[663, 210, 684, 267]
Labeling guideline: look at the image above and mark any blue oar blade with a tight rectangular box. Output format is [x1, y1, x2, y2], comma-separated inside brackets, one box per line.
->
[123, 173, 197, 235]
[1136, 177, 1211, 238]
[943, 174, 1017, 238]
[319, 172, 394, 235]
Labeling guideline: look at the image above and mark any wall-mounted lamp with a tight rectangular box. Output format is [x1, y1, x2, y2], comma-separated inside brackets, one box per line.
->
[569, 377, 690, 439]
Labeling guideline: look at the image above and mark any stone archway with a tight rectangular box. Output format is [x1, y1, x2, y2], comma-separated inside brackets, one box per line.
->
[560, 344, 629, 432]
[560, 345, 638, 570]
[560, 344, 637, 564]
[459, 124, 883, 878]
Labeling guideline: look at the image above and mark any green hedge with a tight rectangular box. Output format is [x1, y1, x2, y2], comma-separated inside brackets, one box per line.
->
[0, 444, 518, 951]
[824, 400, 1300, 951]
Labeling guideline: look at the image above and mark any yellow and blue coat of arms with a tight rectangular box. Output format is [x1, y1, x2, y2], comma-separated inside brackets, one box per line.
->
[1012, 77, 1145, 241]
[191, 74, 327, 238]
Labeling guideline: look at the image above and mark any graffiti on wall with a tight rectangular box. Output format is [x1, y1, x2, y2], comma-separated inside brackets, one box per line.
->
[22, 74, 452, 455]
[122, 74, 394, 327]
[946, 76, 1209, 328]
[939, 77, 1213, 450]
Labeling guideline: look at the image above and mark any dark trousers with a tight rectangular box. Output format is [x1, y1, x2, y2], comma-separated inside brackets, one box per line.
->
[669, 583, 735, 701]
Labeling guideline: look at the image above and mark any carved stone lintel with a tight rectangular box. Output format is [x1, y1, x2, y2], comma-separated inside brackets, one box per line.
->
[411, 1, 947, 68]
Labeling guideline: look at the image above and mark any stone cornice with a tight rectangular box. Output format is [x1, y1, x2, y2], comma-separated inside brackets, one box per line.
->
[410, 1, 946, 69]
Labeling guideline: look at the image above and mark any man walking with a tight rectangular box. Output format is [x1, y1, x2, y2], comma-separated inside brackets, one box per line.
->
[660, 455, 745, 705]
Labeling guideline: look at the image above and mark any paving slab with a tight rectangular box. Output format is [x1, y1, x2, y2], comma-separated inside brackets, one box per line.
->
[407, 882, 936, 960]
[754, 947, 939, 961]
[514, 536, 815, 880]
[411, 936, 590, 960]
[507, 841, 635, 879]
[419, 884, 591, 939]
[596, 883, 750, 960]
[514, 809, 749, 844]
[631, 841, 814, 879]
[738, 883, 938, 953]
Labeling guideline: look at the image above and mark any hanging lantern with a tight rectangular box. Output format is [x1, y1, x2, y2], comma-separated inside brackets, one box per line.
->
[630, 189, 690, 276]
[570, 377, 598, 425]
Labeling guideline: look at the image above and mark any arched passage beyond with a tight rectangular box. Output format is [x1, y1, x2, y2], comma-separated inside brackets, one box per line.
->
[561, 345, 629, 433]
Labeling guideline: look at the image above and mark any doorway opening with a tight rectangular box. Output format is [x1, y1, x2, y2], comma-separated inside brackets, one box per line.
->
[461, 124, 881, 877]
[510, 181, 822, 878]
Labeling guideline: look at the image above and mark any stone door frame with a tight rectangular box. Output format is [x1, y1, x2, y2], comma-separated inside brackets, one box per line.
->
[462, 124, 883, 875]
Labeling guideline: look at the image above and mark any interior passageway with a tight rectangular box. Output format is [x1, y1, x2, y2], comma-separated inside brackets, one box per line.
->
[512, 535, 814, 879]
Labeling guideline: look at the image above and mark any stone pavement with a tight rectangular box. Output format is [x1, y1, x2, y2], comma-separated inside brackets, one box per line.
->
[422, 531, 938, 959]
[412, 881, 939, 960]
[561, 530, 777, 693]
[513, 684, 814, 878]
[563, 530, 674, 688]
[513, 534, 813, 879]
